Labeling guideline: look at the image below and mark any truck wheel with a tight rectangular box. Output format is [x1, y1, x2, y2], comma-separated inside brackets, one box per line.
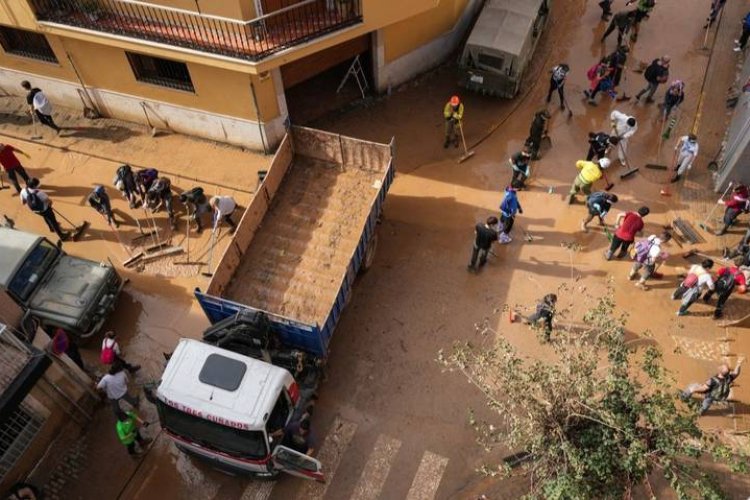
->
[361, 234, 378, 273]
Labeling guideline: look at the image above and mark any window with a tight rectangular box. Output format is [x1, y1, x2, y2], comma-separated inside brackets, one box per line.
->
[7, 240, 58, 302]
[126, 52, 194, 92]
[0, 401, 45, 482]
[0, 27, 58, 63]
[477, 53, 505, 72]
[157, 401, 268, 458]
[266, 391, 291, 434]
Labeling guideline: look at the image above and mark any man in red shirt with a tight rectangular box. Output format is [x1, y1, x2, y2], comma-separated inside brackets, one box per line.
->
[605, 206, 649, 260]
[0, 143, 31, 194]
[703, 265, 747, 319]
[716, 184, 749, 235]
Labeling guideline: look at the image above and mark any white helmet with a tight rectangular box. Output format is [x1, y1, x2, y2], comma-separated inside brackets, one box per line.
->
[598, 158, 611, 169]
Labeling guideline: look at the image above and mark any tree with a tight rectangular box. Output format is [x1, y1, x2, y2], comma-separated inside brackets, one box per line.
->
[439, 284, 748, 499]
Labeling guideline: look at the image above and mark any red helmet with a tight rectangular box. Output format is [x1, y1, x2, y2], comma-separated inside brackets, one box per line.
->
[450, 95, 460, 106]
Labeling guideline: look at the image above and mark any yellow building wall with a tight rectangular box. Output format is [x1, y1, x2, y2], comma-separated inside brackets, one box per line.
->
[152, 0, 257, 20]
[0, 0, 39, 31]
[51, 37, 279, 122]
[382, 0, 469, 63]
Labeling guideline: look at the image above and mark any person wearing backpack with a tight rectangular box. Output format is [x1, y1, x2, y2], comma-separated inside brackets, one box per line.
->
[703, 265, 747, 319]
[628, 232, 671, 290]
[733, 11, 750, 51]
[584, 59, 614, 105]
[635, 56, 670, 103]
[582, 192, 618, 232]
[113, 164, 139, 208]
[672, 259, 714, 300]
[681, 360, 744, 415]
[146, 177, 176, 230]
[101, 331, 140, 373]
[586, 131, 620, 161]
[179, 186, 210, 232]
[606, 206, 649, 260]
[20, 178, 69, 241]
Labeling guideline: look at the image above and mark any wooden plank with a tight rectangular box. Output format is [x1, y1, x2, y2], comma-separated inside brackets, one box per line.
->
[138, 246, 183, 264]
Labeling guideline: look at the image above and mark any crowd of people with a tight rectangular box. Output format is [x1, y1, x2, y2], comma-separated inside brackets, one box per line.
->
[461, 0, 750, 416]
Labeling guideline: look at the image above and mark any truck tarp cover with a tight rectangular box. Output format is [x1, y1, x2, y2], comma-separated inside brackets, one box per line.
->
[464, 0, 544, 65]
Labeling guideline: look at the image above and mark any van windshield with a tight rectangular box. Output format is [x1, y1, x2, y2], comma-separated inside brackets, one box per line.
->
[157, 401, 268, 459]
[8, 240, 58, 301]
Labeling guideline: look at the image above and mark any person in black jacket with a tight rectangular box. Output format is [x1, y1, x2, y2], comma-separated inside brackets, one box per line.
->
[586, 132, 620, 161]
[635, 56, 670, 102]
[525, 110, 550, 160]
[468, 216, 499, 273]
[601, 10, 636, 46]
[606, 45, 629, 89]
[525, 294, 558, 341]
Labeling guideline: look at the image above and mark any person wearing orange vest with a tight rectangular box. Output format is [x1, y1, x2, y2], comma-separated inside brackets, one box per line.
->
[443, 95, 464, 149]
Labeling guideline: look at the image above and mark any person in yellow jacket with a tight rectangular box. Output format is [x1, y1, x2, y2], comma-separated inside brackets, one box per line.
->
[443, 95, 464, 148]
[568, 158, 610, 204]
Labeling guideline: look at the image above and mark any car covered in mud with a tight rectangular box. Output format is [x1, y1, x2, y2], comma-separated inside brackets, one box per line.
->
[0, 227, 124, 339]
[459, 0, 550, 98]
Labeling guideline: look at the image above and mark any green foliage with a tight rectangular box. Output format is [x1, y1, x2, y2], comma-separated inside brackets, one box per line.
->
[438, 285, 747, 499]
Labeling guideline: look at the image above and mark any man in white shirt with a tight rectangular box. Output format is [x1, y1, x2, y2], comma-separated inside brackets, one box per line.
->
[671, 134, 699, 182]
[21, 81, 61, 133]
[610, 110, 637, 165]
[96, 362, 140, 415]
[210, 195, 237, 233]
[21, 178, 69, 241]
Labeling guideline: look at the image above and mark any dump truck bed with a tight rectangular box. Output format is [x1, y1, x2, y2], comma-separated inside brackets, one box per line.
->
[196, 126, 394, 356]
[224, 158, 381, 326]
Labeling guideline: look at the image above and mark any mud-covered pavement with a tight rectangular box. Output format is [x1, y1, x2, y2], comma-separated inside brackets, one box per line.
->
[3, 0, 750, 498]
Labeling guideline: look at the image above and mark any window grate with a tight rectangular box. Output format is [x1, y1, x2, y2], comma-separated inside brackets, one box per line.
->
[0, 27, 58, 63]
[0, 400, 45, 482]
[126, 52, 195, 92]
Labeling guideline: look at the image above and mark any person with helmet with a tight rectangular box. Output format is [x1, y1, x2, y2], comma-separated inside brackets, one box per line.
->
[443, 95, 464, 149]
[88, 185, 120, 228]
[526, 110, 551, 160]
[146, 177, 176, 229]
[113, 164, 139, 208]
[546, 63, 570, 109]
[179, 186, 210, 233]
[671, 134, 699, 183]
[568, 157, 610, 204]
[662, 80, 685, 120]
[610, 110, 637, 165]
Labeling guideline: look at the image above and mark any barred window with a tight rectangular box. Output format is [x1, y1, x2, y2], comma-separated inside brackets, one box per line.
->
[0, 401, 45, 481]
[126, 52, 195, 92]
[0, 27, 58, 63]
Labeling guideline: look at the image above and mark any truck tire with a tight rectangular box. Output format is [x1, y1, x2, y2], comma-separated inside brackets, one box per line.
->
[361, 234, 378, 273]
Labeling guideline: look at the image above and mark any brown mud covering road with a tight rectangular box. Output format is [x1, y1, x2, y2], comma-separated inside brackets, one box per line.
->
[3, 0, 750, 498]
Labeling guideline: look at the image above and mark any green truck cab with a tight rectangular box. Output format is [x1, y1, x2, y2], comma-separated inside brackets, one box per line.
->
[0, 227, 124, 339]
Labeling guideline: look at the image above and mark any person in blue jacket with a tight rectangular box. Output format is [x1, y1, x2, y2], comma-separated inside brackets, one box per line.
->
[498, 186, 523, 244]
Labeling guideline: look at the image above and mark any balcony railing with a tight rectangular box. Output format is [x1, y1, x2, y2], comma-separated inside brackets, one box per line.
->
[29, 0, 363, 62]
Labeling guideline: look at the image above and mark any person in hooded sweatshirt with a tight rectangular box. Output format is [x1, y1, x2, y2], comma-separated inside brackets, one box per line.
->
[498, 186, 523, 244]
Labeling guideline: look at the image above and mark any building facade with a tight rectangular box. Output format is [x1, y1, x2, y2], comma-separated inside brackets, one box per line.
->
[0, 0, 482, 151]
[0, 292, 97, 496]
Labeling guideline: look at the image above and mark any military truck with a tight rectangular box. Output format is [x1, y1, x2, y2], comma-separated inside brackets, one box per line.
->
[459, 0, 550, 98]
[0, 227, 125, 339]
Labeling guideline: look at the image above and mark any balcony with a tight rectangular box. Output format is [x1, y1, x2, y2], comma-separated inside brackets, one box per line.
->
[29, 0, 363, 62]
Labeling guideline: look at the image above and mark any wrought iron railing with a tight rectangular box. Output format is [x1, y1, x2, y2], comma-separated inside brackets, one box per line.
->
[29, 0, 363, 61]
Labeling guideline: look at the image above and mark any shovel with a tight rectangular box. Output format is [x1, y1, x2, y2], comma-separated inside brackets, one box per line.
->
[457, 121, 475, 163]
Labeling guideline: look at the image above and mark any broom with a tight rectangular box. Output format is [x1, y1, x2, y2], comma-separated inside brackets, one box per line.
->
[457, 121, 475, 163]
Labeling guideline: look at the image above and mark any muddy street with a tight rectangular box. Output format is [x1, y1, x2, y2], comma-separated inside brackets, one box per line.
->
[1, 0, 750, 498]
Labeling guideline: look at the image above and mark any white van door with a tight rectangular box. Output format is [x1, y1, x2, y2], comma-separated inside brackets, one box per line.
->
[271, 445, 325, 482]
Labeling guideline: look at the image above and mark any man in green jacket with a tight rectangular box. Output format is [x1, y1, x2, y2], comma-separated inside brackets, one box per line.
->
[443, 95, 464, 148]
[116, 409, 151, 456]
